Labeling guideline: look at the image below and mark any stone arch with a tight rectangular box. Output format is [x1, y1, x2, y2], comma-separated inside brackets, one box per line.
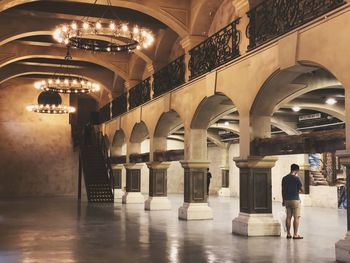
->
[130, 121, 150, 144]
[153, 109, 184, 153]
[0, 42, 130, 80]
[250, 64, 341, 117]
[0, 0, 188, 38]
[250, 63, 344, 139]
[191, 93, 237, 129]
[111, 129, 126, 156]
[154, 110, 183, 138]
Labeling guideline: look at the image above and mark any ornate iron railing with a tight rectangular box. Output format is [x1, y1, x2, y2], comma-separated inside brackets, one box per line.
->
[128, 78, 151, 110]
[246, 0, 345, 50]
[189, 19, 240, 80]
[95, 131, 114, 195]
[99, 103, 111, 123]
[112, 92, 127, 117]
[153, 55, 185, 97]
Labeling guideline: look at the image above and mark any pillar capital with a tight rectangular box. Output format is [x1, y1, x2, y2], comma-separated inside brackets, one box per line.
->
[146, 162, 171, 170]
[124, 79, 140, 90]
[180, 35, 206, 51]
[220, 166, 230, 171]
[180, 160, 210, 169]
[111, 164, 124, 170]
[234, 156, 278, 169]
[123, 163, 144, 170]
[336, 150, 350, 166]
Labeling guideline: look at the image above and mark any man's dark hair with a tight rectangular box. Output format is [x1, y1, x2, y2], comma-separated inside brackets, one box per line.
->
[291, 164, 300, 172]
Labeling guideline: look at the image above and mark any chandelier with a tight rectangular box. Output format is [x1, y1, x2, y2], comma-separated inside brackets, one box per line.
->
[27, 91, 75, 114]
[33, 48, 101, 94]
[52, 0, 155, 53]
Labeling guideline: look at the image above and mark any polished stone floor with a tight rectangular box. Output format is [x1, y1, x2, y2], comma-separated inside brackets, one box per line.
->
[0, 194, 346, 263]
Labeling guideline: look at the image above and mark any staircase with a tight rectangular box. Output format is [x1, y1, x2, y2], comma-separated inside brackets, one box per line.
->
[80, 131, 114, 203]
[310, 170, 329, 186]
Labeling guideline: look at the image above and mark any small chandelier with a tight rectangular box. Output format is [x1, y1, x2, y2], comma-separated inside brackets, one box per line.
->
[27, 91, 75, 114]
[52, 0, 155, 53]
[33, 48, 101, 94]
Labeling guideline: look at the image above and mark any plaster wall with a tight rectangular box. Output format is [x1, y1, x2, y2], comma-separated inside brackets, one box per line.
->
[271, 154, 308, 202]
[0, 80, 77, 197]
[208, 0, 237, 36]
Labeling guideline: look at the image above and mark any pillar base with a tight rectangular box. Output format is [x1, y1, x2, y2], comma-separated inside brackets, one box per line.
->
[336, 233, 350, 263]
[232, 212, 281, 236]
[144, 197, 171, 211]
[122, 192, 144, 204]
[218, 187, 230, 197]
[114, 189, 124, 203]
[178, 202, 213, 220]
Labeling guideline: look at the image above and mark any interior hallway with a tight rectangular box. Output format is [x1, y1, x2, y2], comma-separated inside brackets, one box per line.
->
[0, 195, 345, 263]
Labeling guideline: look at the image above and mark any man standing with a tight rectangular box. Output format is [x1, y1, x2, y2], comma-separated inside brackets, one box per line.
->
[207, 168, 212, 195]
[282, 164, 304, 239]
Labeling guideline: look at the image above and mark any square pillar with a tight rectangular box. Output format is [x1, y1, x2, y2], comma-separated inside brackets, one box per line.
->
[112, 164, 124, 203]
[218, 167, 230, 197]
[122, 163, 145, 204]
[232, 156, 281, 236]
[299, 164, 312, 206]
[178, 161, 213, 220]
[145, 162, 171, 210]
[335, 150, 350, 262]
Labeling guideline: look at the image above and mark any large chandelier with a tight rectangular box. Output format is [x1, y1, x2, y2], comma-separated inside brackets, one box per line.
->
[26, 91, 75, 114]
[33, 48, 101, 94]
[52, 0, 155, 53]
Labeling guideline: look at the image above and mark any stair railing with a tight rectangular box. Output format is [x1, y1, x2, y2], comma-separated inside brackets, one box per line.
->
[94, 130, 115, 196]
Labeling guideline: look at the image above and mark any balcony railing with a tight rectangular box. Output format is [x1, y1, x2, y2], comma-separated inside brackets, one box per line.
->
[128, 77, 151, 110]
[99, 103, 111, 123]
[98, 2, 344, 124]
[189, 19, 240, 80]
[247, 0, 345, 50]
[153, 55, 185, 98]
[112, 92, 127, 118]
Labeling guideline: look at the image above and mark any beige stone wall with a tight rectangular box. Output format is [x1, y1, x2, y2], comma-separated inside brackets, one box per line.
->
[0, 80, 77, 197]
[208, 0, 237, 36]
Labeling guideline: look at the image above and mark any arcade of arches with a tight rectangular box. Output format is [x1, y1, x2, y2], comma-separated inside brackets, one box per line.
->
[1, 0, 350, 262]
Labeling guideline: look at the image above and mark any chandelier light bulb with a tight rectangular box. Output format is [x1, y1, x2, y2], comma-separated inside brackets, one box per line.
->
[96, 22, 102, 30]
[71, 22, 77, 30]
[110, 22, 116, 30]
[121, 24, 128, 32]
[83, 22, 89, 30]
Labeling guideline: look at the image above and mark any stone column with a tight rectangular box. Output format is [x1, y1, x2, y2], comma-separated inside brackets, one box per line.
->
[335, 150, 350, 262]
[232, 156, 281, 236]
[145, 162, 171, 210]
[180, 35, 206, 81]
[299, 164, 312, 206]
[178, 161, 213, 220]
[218, 167, 230, 197]
[122, 163, 145, 204]
[112, 164, 124, 202]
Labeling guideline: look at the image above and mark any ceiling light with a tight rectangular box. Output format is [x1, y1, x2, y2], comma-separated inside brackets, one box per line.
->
[292, 106, 301, 112]
[52, 1, 154, 53]
[325, 98, 337, 105]
[33, 48, 100, 94]
[26, 91, 75, 114]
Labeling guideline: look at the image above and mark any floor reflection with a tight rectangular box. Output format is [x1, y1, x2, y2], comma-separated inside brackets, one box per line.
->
[0, 195, 346, 263]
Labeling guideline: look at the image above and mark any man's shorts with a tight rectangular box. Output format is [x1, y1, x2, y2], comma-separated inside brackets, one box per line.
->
[285, 200, 301, 218]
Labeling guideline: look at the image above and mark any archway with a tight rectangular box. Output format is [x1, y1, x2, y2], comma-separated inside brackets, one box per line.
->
[246, 63, 346, 236]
